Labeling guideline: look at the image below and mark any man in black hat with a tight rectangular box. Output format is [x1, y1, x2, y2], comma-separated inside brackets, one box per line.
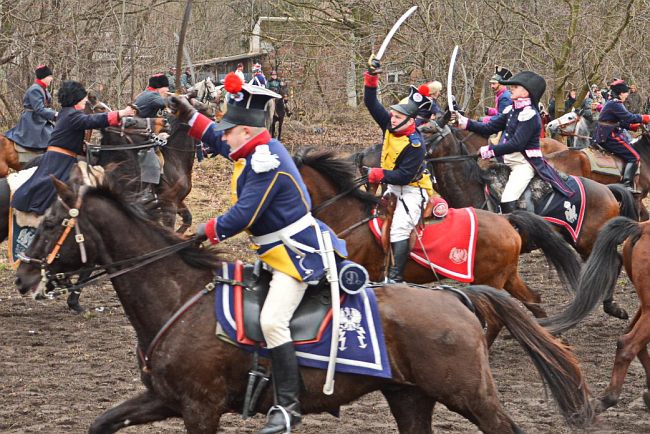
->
[453, 71, 573, 213]
[168, 72, 348, 434]
[593, 79, 650, 192]
[12, 80, 135, 214]
[364, 56, 441, 283]
[133, 73, 170, 118]
[5, 65, 58, 150]
[482, 66, 513, 122]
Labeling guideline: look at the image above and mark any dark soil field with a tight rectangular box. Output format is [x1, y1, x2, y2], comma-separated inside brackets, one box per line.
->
[1, 120, 649, 433]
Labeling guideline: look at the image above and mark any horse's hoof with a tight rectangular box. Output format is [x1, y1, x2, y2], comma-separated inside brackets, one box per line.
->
[524, 302, 548, 318]
[68, 303, 85, 314]
[603, 300, 629, 320]
[593, 394, 618, 414]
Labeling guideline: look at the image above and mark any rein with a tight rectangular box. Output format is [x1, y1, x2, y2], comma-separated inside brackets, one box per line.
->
[310, 175, 368, 214]
[553, 115, 592, 140]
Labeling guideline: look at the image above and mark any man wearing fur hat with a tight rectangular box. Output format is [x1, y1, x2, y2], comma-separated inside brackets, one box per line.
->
[168, 72, 348, 434]
[133, 73, 170, 118]
[593, 79, 650, 192]
[453, 71, 573, 213]
[5, 65, 58, 150]
[364, 56, 443, 283]
[482, 66, 513, 122]
[12, 81, 135, 214]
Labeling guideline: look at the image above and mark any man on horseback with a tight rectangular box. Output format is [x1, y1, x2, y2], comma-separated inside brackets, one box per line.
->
[133, 73, 169, 118]
[267, 70, 284, 95]
[249, 63, 267, 88]
[168, 72, 347, 434]
[5, 65, 57, 150]
[453, 71, 574, 213]
[416, 81, 443, 125]
[482, 66, 513, 122]
[364, 56, 438, 283]
[12, 81, 135, 214]
[593, 79, 650, 192]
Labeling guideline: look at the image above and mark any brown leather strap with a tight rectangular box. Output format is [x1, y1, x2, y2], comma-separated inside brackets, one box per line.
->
[47, 146, 77, 158]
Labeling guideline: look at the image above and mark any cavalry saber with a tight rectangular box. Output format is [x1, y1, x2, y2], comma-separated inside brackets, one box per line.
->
[447, 45, 459, 113]
[321, 230, 341, 395]
[375, 6, 418, 60]
[175, 0, 193, 93]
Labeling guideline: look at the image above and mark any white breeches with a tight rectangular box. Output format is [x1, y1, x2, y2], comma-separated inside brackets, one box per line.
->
[386, 184, 428, 242]
[501, 153, 535, 203]
[260, 270, 308, 348]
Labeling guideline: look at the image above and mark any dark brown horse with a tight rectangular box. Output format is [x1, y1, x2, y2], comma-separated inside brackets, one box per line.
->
[14, 176, 593, 433]
[538, 216, 650, 414]
[295, 150, 583, 341]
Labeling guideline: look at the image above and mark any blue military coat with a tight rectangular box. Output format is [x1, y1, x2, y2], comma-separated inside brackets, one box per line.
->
[467, 100, 573, 197]
[594, 98, 648, 146]
[133, 90, 166, 118]
[5, 83, 57, 150]
[189, 114, 346, 283]
[12, 107, 118, 214]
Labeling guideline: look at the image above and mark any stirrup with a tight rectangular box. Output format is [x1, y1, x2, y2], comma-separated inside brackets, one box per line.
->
[265, 405, 292, 434]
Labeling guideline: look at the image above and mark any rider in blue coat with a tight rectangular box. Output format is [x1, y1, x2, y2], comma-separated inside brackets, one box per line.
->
[593, 79, 650, 191]
[133, 73, 169, 118]
[169, 71, 347, 434]
[12, 81, 135, 214]
[454, 71, 573, 213]
[5, 65, 57, 150]
[249, 63, 267, 88]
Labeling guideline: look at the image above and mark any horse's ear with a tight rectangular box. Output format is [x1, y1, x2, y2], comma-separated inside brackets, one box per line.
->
[51, 176, 76, 206]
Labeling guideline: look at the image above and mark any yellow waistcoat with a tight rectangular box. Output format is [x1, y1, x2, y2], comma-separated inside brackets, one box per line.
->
[381, 132, 434, 196]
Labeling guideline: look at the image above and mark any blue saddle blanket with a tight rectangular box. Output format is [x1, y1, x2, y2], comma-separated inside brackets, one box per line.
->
[214, 263, 392, 379]
[536, 175, 585, 243]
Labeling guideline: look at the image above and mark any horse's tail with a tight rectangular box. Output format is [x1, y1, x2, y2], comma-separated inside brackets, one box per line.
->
[539, 216, 639, 334]
[607, 183, 638, 220]
[507, 210, 582, 293]
[463, 285, 594, 428]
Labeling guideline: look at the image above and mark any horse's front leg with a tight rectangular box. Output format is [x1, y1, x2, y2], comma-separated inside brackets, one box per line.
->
[89, 391, 179, 434]
[176, 199, 192, 234]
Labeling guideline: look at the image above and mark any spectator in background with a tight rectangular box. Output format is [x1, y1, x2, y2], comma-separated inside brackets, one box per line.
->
[564, 89, 577, 113]
[249, 63, 267, 87]
[624, 83, 642, 114]
[166, 66, 177, 93]
[180, 67, 193, 91]
[482, 66, 512, 122]
[548, 96, 556, 120]
[234, 63, 245, 82]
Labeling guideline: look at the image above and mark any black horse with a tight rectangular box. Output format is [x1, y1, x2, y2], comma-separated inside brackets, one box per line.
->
[271, 97, 290, 141]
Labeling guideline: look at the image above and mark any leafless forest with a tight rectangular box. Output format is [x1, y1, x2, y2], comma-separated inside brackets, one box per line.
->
[1, 0, 649, 124]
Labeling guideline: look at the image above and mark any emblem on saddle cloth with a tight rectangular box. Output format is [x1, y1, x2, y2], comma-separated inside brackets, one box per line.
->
[564, 200, 578, 224]
[449, 247, 468, 264]
[338, 307, 367, 351]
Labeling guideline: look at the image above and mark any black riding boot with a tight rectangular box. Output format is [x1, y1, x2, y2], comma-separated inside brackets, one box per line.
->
[499, 200, 518, 214]
[260, 343, 302, 434]
[386, 239, 410, 283]
[622, 161, 639, 193]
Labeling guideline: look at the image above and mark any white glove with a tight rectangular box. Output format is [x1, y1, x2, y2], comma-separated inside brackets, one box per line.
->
[450, 111, 469, 129]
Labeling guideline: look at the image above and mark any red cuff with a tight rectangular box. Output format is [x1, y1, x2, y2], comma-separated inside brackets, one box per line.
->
[205, 217, 220, 244]
[630, 123, 640, 131]
[107, 111, 120, 126]
[188, 113, 213, 140]
[642, 115, 650, 124]
[368, 167, 384, 184]
[364, 72, 379, 88]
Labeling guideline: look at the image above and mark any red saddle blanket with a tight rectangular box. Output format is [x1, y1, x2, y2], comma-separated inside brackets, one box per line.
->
[369, 207, 478, 283]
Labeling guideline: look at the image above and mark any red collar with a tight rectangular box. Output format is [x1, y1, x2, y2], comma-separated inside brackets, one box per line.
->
[392, 122, 416, 137]
[230, 130, 272, 160]
[146, 86, 157, 92]
[495, 87, 506, 98]
[35, 79, 48, 89]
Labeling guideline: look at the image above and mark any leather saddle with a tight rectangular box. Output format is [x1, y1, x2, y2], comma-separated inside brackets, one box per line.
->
[580, 145, 639, 178]
[241, 263, 333, 344]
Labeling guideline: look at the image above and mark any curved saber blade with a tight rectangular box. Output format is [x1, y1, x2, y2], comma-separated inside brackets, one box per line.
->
[375, 6, 418, 60]
[461, 63, 471, 112]
[447, 45, 459, 112]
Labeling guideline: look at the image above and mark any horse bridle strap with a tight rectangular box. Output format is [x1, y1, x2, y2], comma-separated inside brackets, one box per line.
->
[310, 175, 369, 215]
[46, 186, 89, 265]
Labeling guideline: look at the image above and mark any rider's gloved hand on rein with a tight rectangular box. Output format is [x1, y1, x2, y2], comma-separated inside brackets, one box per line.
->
[479, 145, 495, 159]
[195, 223, 208, 242]
[367, 54, 382, 76]
[167, 95, 197, 123]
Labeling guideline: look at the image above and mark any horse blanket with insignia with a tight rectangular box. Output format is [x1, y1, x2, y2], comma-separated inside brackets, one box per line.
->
[537, 175, 585, 243]
[369, 207, 478, 283]
[214, 263, 392, 379]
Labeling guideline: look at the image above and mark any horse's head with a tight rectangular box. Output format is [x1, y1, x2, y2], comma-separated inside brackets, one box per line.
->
[15, 179, 106, 295]
[85, 91, 112, 114]
[547, 110, 579, 136]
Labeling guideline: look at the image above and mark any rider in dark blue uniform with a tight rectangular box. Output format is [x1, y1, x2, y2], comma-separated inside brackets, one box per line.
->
[593, 79, 650, 191]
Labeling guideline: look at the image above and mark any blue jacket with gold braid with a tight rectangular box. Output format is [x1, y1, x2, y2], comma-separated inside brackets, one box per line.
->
[188, 114, 347, 283]
[363, 74, 434, 196]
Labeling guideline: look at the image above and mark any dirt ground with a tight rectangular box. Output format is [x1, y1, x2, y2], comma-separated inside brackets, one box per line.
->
[1, 121, 650, 433]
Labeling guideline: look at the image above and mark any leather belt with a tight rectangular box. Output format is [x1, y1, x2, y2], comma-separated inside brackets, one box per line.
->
[47, 146, 77, 158]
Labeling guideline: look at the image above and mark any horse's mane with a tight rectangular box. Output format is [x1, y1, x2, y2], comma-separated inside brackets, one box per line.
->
[293, 148, 379, 206]
[85, 178, 220, 269]
[633, 132, 650, 161]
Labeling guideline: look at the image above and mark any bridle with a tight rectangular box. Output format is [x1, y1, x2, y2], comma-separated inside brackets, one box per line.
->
[551, 112, 592, 140]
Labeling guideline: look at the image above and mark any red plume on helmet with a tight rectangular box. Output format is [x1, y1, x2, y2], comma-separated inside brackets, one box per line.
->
[224, 72, 243, 94]
[418, 84, 430, 97]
